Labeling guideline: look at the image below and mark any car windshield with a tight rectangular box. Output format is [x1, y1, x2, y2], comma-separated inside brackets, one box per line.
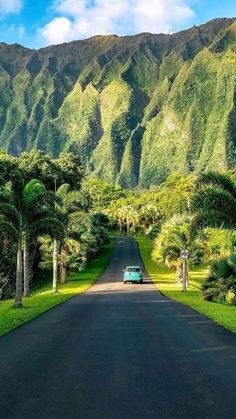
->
[126, 268, 141, 272]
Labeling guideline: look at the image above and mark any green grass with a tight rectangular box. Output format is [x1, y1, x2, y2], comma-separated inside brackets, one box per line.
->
[137, 235, 236, 333]
[0, 240, 115, 337]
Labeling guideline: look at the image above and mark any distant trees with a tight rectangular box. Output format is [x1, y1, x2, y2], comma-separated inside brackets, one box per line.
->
[106, 195, 160, 234]
[102, 173, 196, 235]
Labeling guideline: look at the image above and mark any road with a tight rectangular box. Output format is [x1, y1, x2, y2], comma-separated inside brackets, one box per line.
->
[0, 237, 236, 419]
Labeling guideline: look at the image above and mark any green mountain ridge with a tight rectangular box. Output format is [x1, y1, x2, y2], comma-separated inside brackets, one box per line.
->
[0, 18, 236, 187]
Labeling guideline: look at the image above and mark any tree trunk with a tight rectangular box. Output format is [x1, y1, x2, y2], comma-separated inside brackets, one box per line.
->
[127, 218, 130, 234]
[60, 264, 67, 284]
[60, 247, 67, 284]
[28, 238, 37, 290]
[176, 263, 183, 284]
[52, 238, 59, 293]
[15, 242, 23, 307]
[23, 237, 30, 297]
[186, 263, 189, 288]
[182, 258, 187, 292]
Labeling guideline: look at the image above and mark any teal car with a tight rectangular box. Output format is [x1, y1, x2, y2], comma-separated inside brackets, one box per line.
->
[123, 266, 143, 284]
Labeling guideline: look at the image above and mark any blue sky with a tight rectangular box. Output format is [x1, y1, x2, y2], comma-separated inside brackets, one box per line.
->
[0, 0, 236, 49]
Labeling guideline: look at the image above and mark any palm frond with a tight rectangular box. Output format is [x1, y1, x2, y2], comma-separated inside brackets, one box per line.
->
[163, 245, 181, 259]
[23, 179, 47, 208]
[197, 172, 236, 199]
[0, 188, 13, 203]
[0, 203, 19, 226]
[192, 187, 236, 220]
[192, 209, 236, 231]
[202, 255, 236, 302]
[0, 218, 18, 239]
[31, 217, 65, 239]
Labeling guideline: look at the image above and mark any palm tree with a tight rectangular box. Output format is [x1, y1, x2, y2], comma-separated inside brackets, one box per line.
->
[105, 202, 123, 232]
[117, 204, 139, 234]
[203, 255, 236, 304]
[152, 214, 205, 284]
[0, 185, 22, 306]
[162, 245, 183, 283]
[0, 187, 19, 297]
[0, 180, 60, 306]
[191, 172, 236, 229]
[141, 203, 160, 227]
[22, 180, 61, 297]
[52, 184, 87, 288]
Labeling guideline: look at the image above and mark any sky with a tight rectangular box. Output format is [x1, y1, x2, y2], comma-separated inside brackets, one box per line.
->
[0, 0, 236, 49]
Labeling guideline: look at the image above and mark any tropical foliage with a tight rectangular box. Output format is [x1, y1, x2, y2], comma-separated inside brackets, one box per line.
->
[0, 151, 108, 305]
[191, 171, 236, 230]
[203, 256, 236, 304]
[192, 171, 236, 303]
[152, 214, 205, 283]
[1, 145, 236, 314]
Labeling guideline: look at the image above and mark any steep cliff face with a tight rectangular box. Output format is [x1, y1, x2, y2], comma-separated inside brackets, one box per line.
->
[140, 33, 236, 185]
[0, 18, 235, 187]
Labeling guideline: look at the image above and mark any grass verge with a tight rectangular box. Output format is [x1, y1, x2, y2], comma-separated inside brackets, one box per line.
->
[0, 240, 115, 337]
[137, 235, 236, 334]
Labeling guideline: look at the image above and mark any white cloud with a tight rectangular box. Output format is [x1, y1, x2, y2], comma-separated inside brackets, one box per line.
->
[39, 0, 196, 45]
[6, 23, 25, 38]
[18, 23, 25, 38]
[133, 0, 195, 33]
[0, 0, 23, 16]
[40, 17, 74, 45]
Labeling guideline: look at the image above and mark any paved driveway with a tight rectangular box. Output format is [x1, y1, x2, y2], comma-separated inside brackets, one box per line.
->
[0, 237, 236, 418]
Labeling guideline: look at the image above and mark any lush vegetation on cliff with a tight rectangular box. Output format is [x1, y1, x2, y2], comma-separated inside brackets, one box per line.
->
[0, 18, 236, 187]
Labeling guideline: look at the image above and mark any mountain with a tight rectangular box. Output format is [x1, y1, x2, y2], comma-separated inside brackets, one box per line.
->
[0, 18, 236, 187]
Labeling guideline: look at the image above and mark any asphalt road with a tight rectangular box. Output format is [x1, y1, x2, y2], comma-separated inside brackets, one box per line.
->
[0, 237, 236, 419]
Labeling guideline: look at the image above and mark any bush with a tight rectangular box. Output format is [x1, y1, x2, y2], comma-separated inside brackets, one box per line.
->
[202, 255, 236, 304]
